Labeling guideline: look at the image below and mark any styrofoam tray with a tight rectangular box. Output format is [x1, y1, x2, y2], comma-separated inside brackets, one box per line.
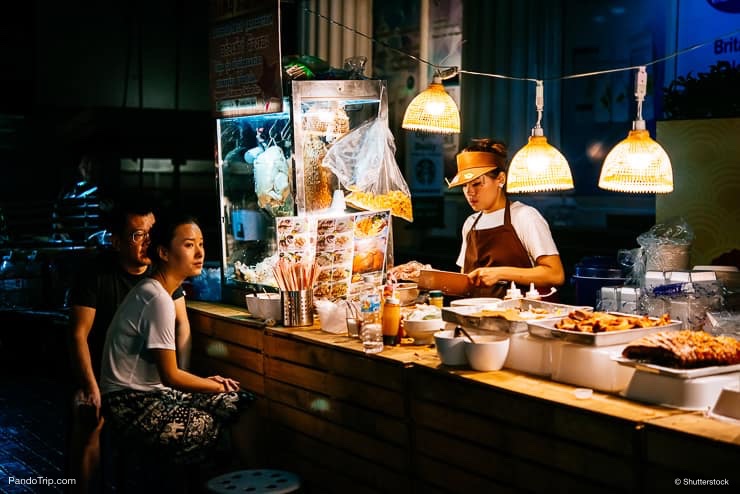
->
[528, 313, 682, 346]
[621, 371, 740, 411]
[613, 357, 740, 379]
[550, 342, 634, 393]
[504, 332, 553, 377]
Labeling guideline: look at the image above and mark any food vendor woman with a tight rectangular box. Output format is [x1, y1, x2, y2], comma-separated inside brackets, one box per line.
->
[449, 138, 565, 298]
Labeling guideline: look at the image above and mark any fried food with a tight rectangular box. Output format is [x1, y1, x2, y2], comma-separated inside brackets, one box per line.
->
[623, 330, 740, 368]
[346, 190, 413, 222]
[555, 311, 672, 333]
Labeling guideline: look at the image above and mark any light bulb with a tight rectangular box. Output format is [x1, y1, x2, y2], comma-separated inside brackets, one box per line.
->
[507, 135, 574, 193]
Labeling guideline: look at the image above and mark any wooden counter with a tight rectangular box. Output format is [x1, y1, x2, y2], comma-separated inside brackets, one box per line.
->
[187, 301, 740, 493]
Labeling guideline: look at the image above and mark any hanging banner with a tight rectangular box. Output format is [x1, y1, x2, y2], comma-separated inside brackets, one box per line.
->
[209, 0, 283, 117]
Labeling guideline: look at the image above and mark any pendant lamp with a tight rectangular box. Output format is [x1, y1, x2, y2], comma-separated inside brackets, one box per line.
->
[598, 66, 673, 193]
[507, 81, 574, 193]
[402, 69, 461, 134]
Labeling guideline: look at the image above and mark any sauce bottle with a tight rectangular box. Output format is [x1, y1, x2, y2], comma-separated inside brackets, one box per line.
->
[381, 296, 401, 345]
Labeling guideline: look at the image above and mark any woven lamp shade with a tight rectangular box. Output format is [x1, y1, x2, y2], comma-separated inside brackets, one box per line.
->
[402, 81, 460, 134]
[598, 129, 673, 193]
[506, 135, 574, 193]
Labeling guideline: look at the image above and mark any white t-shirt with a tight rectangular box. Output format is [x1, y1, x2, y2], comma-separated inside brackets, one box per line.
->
[456, 201, 559, 269]
[100, 278, 177, 394]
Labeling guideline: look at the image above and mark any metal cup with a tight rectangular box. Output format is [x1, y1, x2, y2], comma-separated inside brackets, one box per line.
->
[281, 289, 314, 327]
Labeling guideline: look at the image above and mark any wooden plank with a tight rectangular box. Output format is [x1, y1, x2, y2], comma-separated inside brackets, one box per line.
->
[265, 333, 407, 392]
[418, 440, 625, 493]
[415, 454, 517, 494]
[267, 400, 409, 472]
[191, 355, 264, 396]
[268, 422, 411, 494]
[642, 418, 740, 485]
[265, 378, 409, 447]
[188, 311, 215, 336]
[266, 358, 406, 417]
[411, 399, 635, 489]
[211, 318, 263, 350]
[192, 334, 263, 374]
[268, 446, 387, 494]
[411, 367, 640, 457]
[412, 360, 680, 422]
[415, 426, 628, 492]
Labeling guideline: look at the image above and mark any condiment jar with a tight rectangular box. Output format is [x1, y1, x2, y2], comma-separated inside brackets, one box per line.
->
[381, 296, 401, 345]
[428, 290, 444, 308]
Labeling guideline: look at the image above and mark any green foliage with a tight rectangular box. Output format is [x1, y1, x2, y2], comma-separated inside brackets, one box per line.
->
[662, 61, 740, 119]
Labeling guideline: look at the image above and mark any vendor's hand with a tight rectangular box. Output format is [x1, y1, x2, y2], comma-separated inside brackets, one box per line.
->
[208, 375, 240, 392]
[467, 267, 504, 287]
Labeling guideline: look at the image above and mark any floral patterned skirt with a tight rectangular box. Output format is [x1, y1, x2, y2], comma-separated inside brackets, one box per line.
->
[102, 387, 254, 464]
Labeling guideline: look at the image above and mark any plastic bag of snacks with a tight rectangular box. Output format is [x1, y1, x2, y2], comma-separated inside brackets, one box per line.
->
[321, 90, 413, 222]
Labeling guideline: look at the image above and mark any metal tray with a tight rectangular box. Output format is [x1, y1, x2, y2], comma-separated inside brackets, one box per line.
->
[613, 357, 740, 379]
[442, 299, 591, 334]
[528, 312, 682, 346]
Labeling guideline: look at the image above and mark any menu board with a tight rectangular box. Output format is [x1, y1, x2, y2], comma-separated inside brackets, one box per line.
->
[275, 210, 391, 300]
[209, 0, 283, 117]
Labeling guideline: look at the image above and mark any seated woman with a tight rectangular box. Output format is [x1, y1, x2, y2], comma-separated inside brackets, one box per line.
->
[449, 138, 565, 299]
[100, 213, 255, 465]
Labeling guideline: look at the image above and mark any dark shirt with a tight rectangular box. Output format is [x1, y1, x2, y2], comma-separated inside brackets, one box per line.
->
[68, 250, 184, 377]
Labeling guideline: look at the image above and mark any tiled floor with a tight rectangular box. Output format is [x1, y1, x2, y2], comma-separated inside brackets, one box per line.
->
[0, 372, 67, 494]
[0, 313, 242, 494]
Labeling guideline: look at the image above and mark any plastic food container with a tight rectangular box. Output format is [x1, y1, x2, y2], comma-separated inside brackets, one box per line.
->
[550, 342, 634, 392]
[622, 371, 740, 411]
[504, 332, 553, 376]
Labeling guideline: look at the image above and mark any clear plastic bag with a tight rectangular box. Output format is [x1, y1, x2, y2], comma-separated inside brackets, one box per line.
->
[636, 217, 694, 272]
[253, 145, 294, 217]
[321, 89, 413, 222]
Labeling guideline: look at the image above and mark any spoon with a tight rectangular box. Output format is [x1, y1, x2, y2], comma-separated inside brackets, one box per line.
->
[454, 325, 477, 343]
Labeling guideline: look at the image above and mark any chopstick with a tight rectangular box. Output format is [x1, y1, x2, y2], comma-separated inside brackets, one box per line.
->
[272, 258, 320, 292]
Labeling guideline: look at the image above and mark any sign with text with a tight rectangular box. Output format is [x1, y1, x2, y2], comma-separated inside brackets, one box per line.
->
[209, 0, 283, 117]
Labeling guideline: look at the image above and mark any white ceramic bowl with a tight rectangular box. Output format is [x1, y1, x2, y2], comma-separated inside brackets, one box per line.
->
[434, 330, 468, 366]
[464, 333, 510, 371]
[245, 293, 282, 322]
[404, 318, 444, 345]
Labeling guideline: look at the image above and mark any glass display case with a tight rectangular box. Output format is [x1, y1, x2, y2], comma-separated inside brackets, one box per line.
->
[291, 79, 385, 213]
[215, 80, 389, 304]
[216, 101, 293, 300]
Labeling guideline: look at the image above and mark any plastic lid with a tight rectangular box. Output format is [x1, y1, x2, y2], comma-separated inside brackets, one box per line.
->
[429, 290, 443, 297]
[505, 281, 522, 299]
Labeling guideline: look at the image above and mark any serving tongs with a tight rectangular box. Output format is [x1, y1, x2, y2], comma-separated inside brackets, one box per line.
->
[454, 325, 477, 343]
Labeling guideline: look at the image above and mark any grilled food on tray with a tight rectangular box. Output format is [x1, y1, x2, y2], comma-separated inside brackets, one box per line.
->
[622, 330, 740, 368]
[555, 310, 672, 333]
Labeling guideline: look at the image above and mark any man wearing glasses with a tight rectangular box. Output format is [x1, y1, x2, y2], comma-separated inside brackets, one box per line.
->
[66, 199, 192, 492]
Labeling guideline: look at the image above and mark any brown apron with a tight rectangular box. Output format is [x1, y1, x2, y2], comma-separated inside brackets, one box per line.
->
[463, 201, 553, 299]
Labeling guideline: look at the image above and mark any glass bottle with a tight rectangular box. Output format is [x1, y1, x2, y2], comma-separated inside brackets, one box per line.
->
[382, 296, 401, 345]
[360, 275, 383, 354]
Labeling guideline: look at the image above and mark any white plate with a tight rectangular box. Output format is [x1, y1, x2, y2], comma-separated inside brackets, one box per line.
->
[614, 356, 740, 379]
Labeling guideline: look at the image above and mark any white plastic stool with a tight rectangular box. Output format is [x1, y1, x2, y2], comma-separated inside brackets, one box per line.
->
[206, 469, 301, 494]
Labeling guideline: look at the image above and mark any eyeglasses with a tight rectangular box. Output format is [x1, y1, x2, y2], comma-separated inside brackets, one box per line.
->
[130, 230, 150, 244]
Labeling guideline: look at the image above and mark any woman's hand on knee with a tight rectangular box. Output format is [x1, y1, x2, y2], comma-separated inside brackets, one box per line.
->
[208, 375, 241, 392]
